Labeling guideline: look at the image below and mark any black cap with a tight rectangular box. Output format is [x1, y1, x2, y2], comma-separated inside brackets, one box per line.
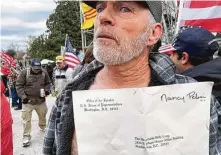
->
[173, 27, 219, 57]
[31, 59, 41, 69]
[82, 1, 162, 23]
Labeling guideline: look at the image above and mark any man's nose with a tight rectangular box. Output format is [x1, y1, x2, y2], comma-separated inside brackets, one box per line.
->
[97, 5, 115, 26]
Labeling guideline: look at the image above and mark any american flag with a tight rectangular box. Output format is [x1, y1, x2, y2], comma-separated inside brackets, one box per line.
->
[158, 44, 176, 54]
[64, 39, 80, 68]
[0, 51, 16, 67]
[178, 1, 221, 33]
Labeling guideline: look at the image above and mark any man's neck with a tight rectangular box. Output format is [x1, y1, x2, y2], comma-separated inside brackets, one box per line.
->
[92, 51, 151, 89]
[181, 63, 194, 74]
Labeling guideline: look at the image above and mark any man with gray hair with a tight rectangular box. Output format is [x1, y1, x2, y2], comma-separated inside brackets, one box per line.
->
[43, 1, 221, 155]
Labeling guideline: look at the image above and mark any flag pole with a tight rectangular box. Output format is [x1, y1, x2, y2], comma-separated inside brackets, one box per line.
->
[175, 0, 185, 34]
[63, 34, 68, 56]
[162, 14, 169, 44]
[64, 34, 68, 48]
[60, 46, 63, 56]
[79, 2, 85, 53]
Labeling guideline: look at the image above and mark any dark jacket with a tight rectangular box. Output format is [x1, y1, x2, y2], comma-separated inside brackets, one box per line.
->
[71, 63, 89, 79]
[182, 58, 221, 104]
[16, 68, 51, 104]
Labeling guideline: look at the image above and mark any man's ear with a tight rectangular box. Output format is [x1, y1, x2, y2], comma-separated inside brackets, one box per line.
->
[181, 52, 189, 65]
[147, 23, 163, 46]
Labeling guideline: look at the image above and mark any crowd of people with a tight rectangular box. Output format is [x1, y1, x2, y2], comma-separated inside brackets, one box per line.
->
[1, 1, 221, 155]
[0, 45, 94, 153]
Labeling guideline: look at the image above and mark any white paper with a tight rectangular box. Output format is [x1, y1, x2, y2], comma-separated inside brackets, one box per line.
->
[72, 82, 213, 155]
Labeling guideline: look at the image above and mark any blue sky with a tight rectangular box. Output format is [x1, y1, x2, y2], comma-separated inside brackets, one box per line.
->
[1, 0, 57, 51]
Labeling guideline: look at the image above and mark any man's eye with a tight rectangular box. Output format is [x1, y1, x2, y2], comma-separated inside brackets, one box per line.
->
[120, 7, 131, 12]
[96, 7, 104, 13]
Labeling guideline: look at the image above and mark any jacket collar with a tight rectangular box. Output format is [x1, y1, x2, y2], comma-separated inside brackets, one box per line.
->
[73, 53, 177, 85]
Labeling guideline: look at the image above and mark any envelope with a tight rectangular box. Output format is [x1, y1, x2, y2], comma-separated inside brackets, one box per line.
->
[72, 82, 213, 155]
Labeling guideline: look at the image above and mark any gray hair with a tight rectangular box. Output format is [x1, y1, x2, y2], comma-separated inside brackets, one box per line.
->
[148, 11, 156, 25]
[147, 11, 157, 50]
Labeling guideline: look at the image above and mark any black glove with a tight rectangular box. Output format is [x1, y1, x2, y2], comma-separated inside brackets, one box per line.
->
[23, 98, 29, 104]
[45, 91, 50, 96]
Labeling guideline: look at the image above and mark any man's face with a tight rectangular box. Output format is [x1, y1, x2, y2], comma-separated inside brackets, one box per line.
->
[56, 61, 65, 69]
[32, 68, 41, 73]
[93, 1, 154, 65]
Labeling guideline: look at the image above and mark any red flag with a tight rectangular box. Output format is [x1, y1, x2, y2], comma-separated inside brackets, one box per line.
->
[0, 51, 16, 67]
[179, 1, 221, 33]
[0, 65, 10, 76]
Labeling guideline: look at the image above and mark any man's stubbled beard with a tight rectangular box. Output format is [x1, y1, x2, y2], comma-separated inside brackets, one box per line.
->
[93, 26, 151, 65]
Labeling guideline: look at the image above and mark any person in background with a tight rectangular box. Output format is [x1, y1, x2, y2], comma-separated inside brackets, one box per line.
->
[1, 80, 13, 155]
[43, 1, 221, 155]
[0, 62, 10, 97]
[82, 46, 94, 64]
[8, 69, 22, 110]
[16, 59, 51, 147]
[51, 56, 74, 95]
[18, 61, 23, 69]
[42, 63, 55, 82]
[46, 62, 55, 82]
[72, 45, 95, 79]
[159, 27, 221, 104]
[0, 73, 9, 97]
[75, 47, 85, 62]
[151, 39, 162, 53]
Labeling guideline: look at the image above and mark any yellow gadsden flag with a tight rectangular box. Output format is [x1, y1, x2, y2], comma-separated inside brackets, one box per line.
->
[80, 2, 97, 29]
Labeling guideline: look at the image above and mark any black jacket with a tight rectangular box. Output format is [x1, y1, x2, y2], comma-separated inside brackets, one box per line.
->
[182, 58, 221, 103]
